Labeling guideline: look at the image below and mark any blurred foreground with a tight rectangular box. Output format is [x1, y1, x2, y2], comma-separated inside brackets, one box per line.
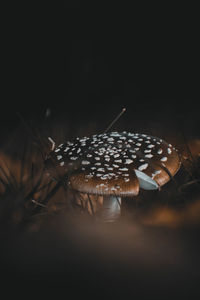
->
[0, 115, 200, 297]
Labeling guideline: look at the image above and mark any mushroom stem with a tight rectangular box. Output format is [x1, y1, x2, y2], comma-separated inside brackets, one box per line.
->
[101, 195, 121, 222]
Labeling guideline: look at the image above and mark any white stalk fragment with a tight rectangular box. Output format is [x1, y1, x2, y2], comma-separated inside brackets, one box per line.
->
[135, 170, 159, 190]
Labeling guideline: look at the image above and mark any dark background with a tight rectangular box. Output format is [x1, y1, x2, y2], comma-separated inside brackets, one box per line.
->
[1, 7, 199, 141]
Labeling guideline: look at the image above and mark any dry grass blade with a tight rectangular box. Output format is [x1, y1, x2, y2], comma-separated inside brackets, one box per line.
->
[0, 164, 16, 193]
[87, 193, 95, 216]
[179, 179, 200, 191]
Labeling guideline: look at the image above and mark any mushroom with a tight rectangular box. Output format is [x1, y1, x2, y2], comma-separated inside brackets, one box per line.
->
[45, 131, 181, 222]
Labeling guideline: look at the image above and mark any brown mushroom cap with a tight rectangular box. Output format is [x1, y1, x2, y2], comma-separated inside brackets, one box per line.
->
[45, 132, 181, 196]
[69, 169, 139, 196]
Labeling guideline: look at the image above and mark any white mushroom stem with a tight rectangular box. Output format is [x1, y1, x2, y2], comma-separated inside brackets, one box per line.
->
[101, 195, 121, 222]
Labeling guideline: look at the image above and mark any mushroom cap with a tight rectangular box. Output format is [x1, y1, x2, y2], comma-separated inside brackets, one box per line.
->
[45, 132, 181, 196]
[69, 169, 140, 197]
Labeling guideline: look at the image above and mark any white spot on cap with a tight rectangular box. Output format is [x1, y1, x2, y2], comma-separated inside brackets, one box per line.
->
[82, 160, 90, 165]
[160, 157, 167, 162]
[152, 170, 161, 179]
[76, 148, 81, 154]
[136, 143, 141, 146]
[144, 149, 151, 153]
[101, 175, 108, 180]
[167, 148, 172, 154]
[110, 132, 120, 137]
[97, 168, 105, 172]
[70, 156, 78, 160]
[60, 162, 64, 166]
[145, 154, 153, 158]
[96, 174, 103, 177]
[85, 174, 93, 179]
[147, 144, 155, 149]
[55, 148, 60, 153]
[122, 173, 129, 177]
[99, 183, 106, 187]
[129, 149, 136, 153]
[157, 149, 163, 154]
[87, 154, 92, 157]
[57, 155, 62, 160]
[95, 157, 100, 160]
[119, 167, 128, 171]
[125, 159, 133, 164]
[107, 137, 114, 142]
[80, 137, 88, 142]
[138, 163, 148, 171]
[124, 178, 130, 182]
[109, 173, 117, 177]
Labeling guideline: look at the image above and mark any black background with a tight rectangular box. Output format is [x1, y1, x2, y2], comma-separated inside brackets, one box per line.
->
[1, 6, 199, 140]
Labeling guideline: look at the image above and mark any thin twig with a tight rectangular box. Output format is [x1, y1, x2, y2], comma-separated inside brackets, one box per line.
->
[104, 108, 126, 133]
[179, 179, 200, 191]
[31, 199, 46, 208]
[87, 193, 95, 216]
[113, 191, 121, 207]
